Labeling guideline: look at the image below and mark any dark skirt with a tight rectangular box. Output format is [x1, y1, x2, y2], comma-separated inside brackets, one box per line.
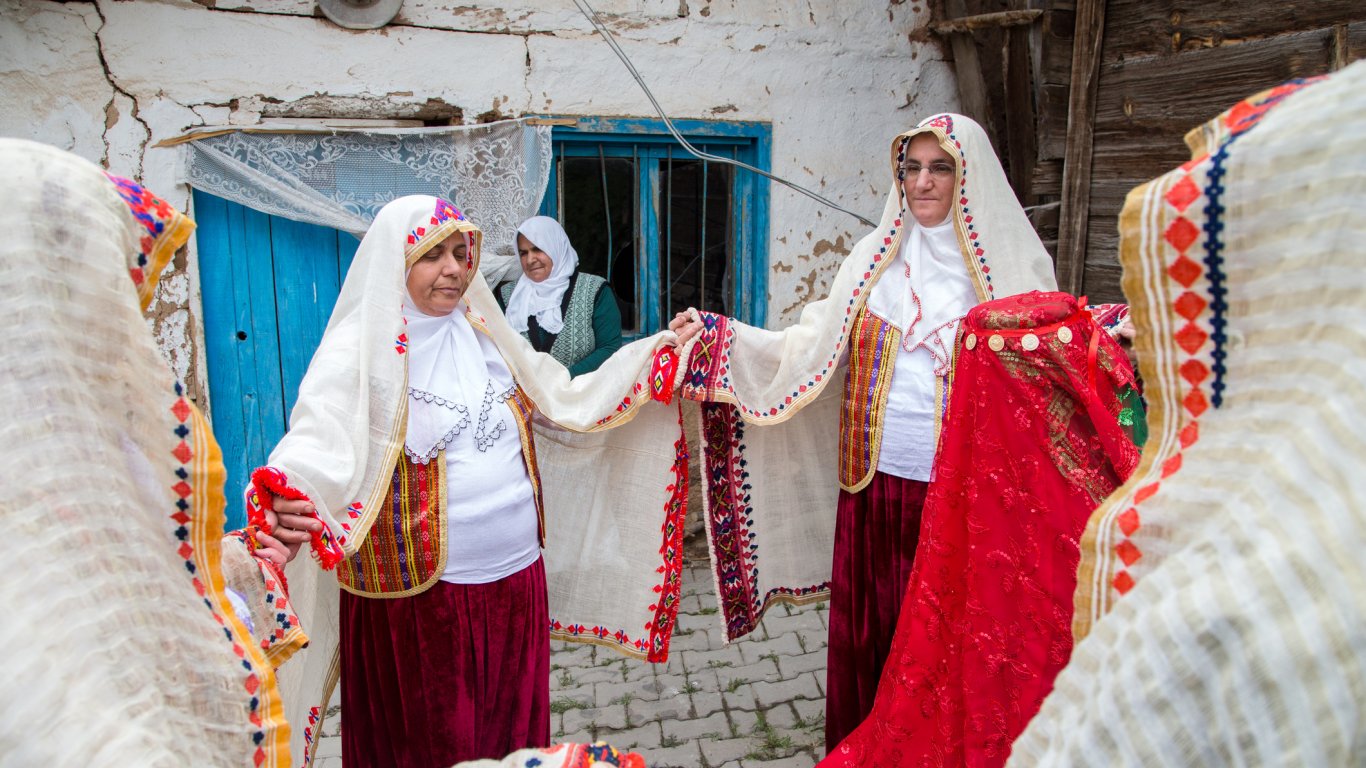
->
[340, 557, 550, 768]
[825, 472, 929, 752]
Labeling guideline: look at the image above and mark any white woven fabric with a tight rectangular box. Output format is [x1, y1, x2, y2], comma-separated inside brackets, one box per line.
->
[1009, 62, 1366, 766]
[0, 139, 290, 766]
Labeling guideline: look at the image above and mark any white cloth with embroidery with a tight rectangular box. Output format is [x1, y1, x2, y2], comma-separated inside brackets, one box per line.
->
[0, 139, 291, 766]
[1009, 62, 1366, 766]
[402, 296, 517, 464]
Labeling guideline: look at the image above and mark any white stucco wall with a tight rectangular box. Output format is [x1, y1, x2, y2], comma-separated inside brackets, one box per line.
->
[1, 0, 958, 400]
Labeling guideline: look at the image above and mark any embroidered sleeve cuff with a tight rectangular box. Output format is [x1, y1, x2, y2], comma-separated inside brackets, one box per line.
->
[249, 466, 345, 570]
[220, 532, 310, 669]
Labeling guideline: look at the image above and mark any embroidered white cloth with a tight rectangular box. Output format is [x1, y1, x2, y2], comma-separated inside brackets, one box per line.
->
[403, 294, 517, 464]
[0, 139, 290, 765]
[1009, 63, 1366, 766]
[505, 216, 580, 334]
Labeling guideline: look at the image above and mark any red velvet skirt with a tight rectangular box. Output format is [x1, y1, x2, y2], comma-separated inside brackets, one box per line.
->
[825, 472, 929, 752]
[340, 557, 550, 768]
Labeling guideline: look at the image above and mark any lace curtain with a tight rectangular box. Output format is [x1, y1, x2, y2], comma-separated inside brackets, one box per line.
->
[185, 119, 552, 284]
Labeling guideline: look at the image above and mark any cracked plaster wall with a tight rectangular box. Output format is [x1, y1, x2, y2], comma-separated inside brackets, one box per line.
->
[1, 0, 958, 414]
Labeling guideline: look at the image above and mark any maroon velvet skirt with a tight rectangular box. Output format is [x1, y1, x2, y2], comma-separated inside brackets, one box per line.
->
[340, 557, 550, 768]
[825, 472, 928, 752]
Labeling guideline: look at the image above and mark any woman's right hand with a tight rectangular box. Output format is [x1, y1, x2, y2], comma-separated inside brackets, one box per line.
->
[670, 308, 704, 346]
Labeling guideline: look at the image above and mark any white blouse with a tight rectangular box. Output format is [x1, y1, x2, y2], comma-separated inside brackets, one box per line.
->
[865, 221, 977, 482]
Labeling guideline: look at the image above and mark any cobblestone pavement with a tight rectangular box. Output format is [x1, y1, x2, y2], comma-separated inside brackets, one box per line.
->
[313, 559, 830, 767]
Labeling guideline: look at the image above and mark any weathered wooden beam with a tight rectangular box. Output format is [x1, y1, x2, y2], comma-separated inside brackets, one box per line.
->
[1333, 23, 1350, 70]
[944, 0, 996, 148]
[931, 9, 1044, 35]
[1005, 16, 1038, 205]
[1056, 0, 1106, 296]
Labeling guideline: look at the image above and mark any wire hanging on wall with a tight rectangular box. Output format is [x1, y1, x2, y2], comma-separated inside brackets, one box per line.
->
[569, 0, 879, 229]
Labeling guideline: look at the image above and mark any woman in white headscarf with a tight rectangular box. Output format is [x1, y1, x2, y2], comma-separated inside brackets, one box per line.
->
[496, 216, 623, 376]
[255, 195, 706, 768]
[668, 114, 1060, 751]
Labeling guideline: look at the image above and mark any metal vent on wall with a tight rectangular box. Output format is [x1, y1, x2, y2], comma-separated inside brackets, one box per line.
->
[317, 0, 403, 30]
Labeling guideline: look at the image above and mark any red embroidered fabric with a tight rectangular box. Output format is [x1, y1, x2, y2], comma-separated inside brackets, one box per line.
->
[820, 291, 1139, 768]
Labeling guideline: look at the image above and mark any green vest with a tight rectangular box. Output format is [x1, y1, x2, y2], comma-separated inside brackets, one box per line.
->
[498, 273, 606, 371]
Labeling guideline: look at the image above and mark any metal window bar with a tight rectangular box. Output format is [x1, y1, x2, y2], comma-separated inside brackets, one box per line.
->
[556, 142, 565, 220]
[598, 144, 613, 279]
[633, 142, 640, 330]
[700, 155, 708, 312]
[665, 144, 673, 324]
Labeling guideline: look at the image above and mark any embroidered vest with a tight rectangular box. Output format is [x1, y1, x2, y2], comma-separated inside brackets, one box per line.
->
[338, 387, 545, 598]
[838, 308, 958, 493]
[839, 309, 901, 492]
[498, 273, 606, 370]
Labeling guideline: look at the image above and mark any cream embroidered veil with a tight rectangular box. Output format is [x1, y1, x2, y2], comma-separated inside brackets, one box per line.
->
[1009, 63, 1366, 765]
[0, 139, 290, 766]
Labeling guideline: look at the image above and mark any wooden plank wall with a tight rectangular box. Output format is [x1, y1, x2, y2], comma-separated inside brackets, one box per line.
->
[931, 0, 1365, 303]
[1079, 0, 1365, 302]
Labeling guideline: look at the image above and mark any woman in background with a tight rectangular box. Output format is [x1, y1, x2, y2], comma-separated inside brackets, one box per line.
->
[497, 216, 622, 376]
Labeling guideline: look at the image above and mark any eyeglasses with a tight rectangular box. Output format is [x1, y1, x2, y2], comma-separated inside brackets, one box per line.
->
[900, 161, 955, 179]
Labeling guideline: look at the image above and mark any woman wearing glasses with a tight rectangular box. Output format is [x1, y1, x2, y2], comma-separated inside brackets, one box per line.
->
[668, 114, 1060, 751]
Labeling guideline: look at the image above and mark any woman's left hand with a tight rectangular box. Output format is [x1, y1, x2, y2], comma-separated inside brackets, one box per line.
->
[253, 527, 293, 569]
[670, 308, 705, 346]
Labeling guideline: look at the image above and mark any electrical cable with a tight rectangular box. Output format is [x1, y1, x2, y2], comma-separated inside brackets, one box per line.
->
[570, 0, 879, 228]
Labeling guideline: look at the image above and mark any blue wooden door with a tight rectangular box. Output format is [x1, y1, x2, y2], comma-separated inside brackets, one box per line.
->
[193, 191, 359, 528]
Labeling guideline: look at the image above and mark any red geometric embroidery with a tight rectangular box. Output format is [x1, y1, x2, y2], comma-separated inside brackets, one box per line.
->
[1173, 291, 1207, 320]
[1115, 539, 1143, 567]
[1117, 507, 1141, 536]
[1168, 256, 1203, 287]
[1164, 175, 1201, 213]
[1113, 571, 1136, 594]
[1183, 388, 1210, 417]
[1164, 217, 1200, 253]
[1174, 322, 1209, 354]
[1179, 359, 1210, 385]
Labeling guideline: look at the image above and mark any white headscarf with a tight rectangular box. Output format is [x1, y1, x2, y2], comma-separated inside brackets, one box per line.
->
[505, 216, 580, 334]
[866, 212, 978, 375]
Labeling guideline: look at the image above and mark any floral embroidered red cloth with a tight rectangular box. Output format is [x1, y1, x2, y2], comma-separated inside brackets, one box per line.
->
[821, 291, 1139, 768]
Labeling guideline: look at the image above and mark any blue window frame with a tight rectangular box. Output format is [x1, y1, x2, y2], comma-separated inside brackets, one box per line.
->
[535, 117, 771, 338]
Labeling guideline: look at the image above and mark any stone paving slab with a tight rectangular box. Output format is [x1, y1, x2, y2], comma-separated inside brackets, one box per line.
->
[316, 561, 830, 767]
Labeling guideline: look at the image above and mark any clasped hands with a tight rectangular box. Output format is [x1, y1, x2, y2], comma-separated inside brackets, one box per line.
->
[252, 497, 321, 569]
